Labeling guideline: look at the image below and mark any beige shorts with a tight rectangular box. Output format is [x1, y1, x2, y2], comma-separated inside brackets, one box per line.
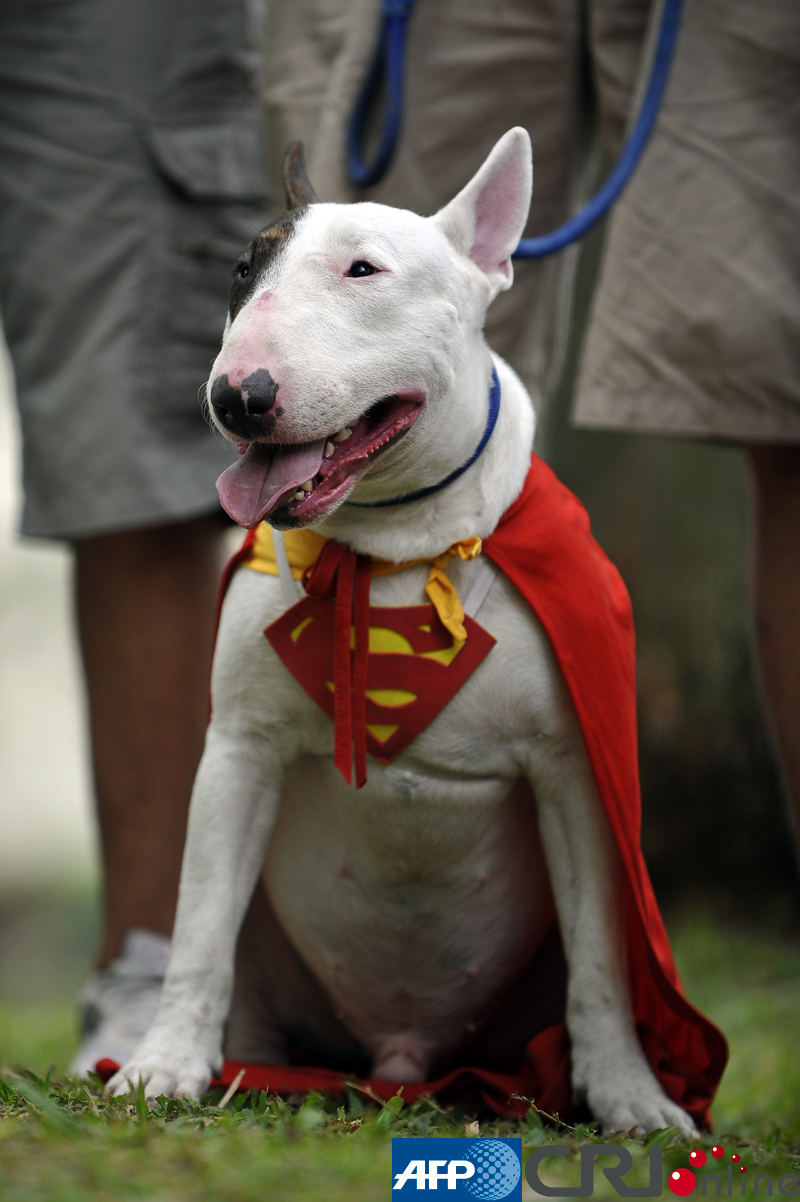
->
[266, 0, 800, 447]
[574, 0, 800, 445]
[264, 0, 651, 416]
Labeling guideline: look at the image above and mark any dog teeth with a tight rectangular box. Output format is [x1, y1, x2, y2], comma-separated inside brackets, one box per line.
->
[324, 441, 335, 458]
[333, 427, 352, 443]
[293, 490, 304, 501]
[301, 479, 314, 491]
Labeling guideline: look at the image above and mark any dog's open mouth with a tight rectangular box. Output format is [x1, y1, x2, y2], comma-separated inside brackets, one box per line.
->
[216, 390, 424, 528]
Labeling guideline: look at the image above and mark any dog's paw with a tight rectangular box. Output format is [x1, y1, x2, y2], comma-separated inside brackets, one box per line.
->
[579, 1058, 698, 1137]
[105, 1038, 214, 1101]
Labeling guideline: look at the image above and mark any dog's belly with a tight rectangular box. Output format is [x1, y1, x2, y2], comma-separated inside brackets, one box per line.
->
[261, 752, 555, 1074]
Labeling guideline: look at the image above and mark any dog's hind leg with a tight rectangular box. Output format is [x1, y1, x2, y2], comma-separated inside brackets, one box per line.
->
[226, 879, 370, 1075]
[225, 882, 289, 1065]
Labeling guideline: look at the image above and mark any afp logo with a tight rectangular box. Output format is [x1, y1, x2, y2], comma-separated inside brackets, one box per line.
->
[392, 1138, 523, 1199]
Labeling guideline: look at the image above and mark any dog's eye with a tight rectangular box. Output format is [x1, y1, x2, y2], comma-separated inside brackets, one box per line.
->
[346, 260, 376, 278]
[235, 260, 250, 279]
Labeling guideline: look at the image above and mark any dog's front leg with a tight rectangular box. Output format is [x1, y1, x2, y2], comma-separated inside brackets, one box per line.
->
[527, 742, 697, 1136]
[107, 728, 285, 1100]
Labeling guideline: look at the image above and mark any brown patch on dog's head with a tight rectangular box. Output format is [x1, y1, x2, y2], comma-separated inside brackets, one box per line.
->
[229, 209, 305, 319]
[282, 140, 319, 209]
[227, 142, 318, 320]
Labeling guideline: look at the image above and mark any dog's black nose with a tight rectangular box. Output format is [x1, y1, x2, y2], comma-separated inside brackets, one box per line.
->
[210, 369, 279, 438]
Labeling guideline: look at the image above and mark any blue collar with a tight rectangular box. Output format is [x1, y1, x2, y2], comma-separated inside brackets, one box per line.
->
[345, 365, 501, 509]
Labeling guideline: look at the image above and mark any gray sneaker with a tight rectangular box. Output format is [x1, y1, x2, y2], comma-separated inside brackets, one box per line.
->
[69, 928, 171, 1078]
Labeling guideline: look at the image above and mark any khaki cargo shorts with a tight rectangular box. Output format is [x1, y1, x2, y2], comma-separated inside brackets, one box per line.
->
[0, 0, 269, 540]
[574, 0, 800, 445]
[265, 0, 800, 447]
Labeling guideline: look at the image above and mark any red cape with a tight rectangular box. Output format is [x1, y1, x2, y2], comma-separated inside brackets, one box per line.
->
[165, 454, 727, 1126]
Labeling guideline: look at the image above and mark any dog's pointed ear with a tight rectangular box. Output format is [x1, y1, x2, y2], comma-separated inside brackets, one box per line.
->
[282, 140, 319, 209]
[432, 127, 532, 297]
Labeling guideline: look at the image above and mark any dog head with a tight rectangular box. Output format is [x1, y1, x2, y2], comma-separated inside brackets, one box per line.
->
[210, 129, 532, 529]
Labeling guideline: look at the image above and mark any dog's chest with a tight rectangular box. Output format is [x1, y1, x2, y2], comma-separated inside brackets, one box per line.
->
[223, 555, 563, 753]
[220, 555, 568, 779]
[226, 561, 567, 1043]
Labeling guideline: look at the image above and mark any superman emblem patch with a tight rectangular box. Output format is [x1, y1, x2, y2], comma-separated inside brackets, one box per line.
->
[264, 598, 497, 762]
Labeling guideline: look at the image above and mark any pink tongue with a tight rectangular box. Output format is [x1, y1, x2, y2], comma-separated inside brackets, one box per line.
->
[216, 440, 326, 528]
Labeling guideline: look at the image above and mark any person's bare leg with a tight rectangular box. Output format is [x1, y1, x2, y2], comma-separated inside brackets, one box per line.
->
[75, 515, 228, 967]
[748, 444, 800, 858]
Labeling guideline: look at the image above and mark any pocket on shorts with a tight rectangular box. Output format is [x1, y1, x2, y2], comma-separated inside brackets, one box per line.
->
[138, 114, 270, 429]
[145, 113, 270, 258]
[146, 114, 268, 202]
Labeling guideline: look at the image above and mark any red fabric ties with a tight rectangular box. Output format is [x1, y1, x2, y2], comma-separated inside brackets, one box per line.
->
[304, 541, 372, 787]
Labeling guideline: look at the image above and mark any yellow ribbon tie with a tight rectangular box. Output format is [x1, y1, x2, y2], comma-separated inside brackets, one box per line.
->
[243, 526, 482, 642]
[423, 537, 482, 641]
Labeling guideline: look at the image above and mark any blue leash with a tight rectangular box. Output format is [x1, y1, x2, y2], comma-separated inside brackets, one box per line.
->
[346, 0, 684, 258]
[346, 365, 501, 507]
[516, 0, 683, 257]
[347, 0, 416, 189]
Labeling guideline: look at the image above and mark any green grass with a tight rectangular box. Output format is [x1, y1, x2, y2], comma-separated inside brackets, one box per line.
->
[0, 910, 798, 1200]
[669, 908, 800, 1141]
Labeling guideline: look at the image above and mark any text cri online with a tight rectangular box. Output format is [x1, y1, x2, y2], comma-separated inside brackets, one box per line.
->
[525, 1147, 800, 1198]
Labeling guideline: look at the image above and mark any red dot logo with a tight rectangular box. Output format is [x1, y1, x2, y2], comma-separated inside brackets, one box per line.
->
[689, 1150, 707, 1168]
[731, 1155, 741, 1164]
[740, 1167, 748, 1174]
[668, 1168, 697, 1195]
[712, 1146, 725, 1159]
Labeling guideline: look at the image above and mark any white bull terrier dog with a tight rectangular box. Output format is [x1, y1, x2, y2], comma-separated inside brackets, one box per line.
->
[109, 129, 700, 1134]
